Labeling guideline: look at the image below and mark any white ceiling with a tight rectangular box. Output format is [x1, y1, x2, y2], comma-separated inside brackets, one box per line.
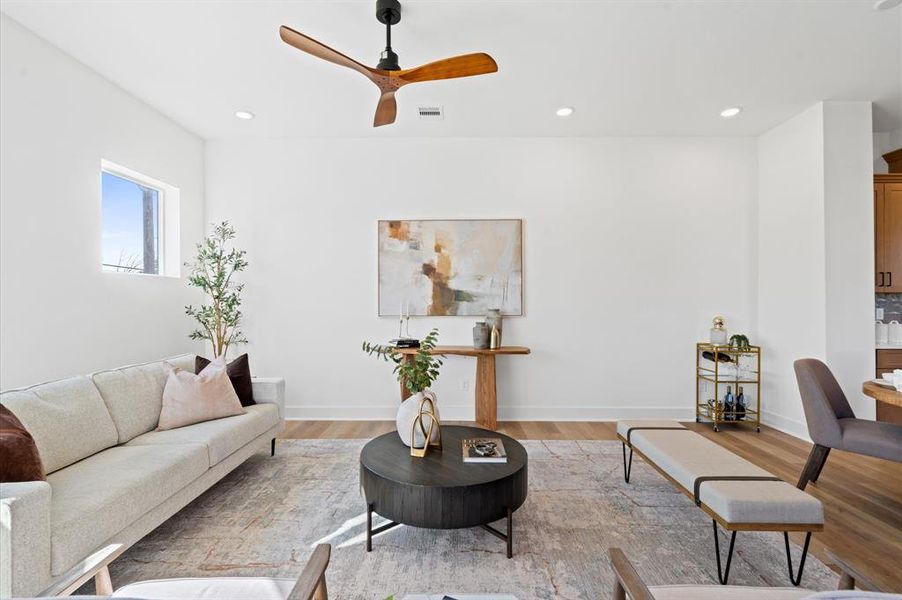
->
[1, 0, 900, 139]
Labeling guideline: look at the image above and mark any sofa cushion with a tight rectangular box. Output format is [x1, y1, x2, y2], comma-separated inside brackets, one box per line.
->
[47, 444, 207, 575]
[0, 376, 118, 474]
[126, 403, 280, 466]
[91, 354, 196, 443]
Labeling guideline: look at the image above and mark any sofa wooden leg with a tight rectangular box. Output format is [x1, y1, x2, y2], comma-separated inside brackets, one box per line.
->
[797, 444, 830, 490]
[271, 438, 276, 457]
[94, 565, 113, 596]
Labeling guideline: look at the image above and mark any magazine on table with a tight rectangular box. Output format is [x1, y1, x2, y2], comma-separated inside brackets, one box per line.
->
[462, 438, 507, 463]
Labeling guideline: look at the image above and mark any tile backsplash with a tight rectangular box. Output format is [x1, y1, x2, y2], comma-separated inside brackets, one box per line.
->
[876, 294, 902, 322]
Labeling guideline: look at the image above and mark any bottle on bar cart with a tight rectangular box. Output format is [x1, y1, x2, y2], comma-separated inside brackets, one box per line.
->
[723, 385, 735, 421]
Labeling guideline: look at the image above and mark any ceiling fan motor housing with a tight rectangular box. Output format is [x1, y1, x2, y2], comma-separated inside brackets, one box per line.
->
[376, 0, 401, 25]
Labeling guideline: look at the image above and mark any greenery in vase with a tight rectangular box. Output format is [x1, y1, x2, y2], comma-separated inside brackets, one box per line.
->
[185, 221, 248, 357]
[362, 328, 443, 394]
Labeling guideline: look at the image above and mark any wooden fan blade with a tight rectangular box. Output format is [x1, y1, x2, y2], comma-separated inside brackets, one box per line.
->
[374, 91, 397, 127]
[279, 25, 376, 81]
[398, 53, 497, 84]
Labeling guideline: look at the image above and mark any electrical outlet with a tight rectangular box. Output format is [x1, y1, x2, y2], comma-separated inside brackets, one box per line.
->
[461, 380, 471, 391]
[877, 308, 885, 320]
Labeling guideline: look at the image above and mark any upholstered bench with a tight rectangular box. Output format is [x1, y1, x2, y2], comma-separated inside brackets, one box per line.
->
[616, 420, 824, 586]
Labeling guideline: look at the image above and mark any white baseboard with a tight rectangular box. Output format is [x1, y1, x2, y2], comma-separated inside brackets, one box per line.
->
[760, 410, 811, 442]
[284, 405, 696, 422]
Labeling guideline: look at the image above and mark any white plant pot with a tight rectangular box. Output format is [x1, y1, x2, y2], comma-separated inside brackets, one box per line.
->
[396, 391, 441, 448]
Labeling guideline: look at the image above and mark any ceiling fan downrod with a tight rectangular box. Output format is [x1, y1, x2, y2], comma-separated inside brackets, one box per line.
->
[376, 0, 401, 70]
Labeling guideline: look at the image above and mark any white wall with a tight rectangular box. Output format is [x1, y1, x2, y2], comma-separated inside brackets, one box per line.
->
[757, 102, 875, 438]
[0, 14, 205, 389]
[206, 137, 758, 420]
[824, 103, 877, 421]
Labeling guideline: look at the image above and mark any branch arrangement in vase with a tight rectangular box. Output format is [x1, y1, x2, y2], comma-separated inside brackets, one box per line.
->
[185, 221, 249, 358]
[362, 328, 443, 393]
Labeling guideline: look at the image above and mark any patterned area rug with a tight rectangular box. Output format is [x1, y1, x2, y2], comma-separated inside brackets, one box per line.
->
[100, 439, 837, 599]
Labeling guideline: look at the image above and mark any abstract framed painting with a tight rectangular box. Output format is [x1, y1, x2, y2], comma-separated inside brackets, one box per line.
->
[378, 219, 523, 316]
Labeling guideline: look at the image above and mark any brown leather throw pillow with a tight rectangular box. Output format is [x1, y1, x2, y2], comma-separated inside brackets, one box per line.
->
[0, 404, 46, 482]
[195, 353, 256, 407]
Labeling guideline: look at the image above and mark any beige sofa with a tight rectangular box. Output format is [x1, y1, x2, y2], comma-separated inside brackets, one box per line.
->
[0, 354, 285, 599]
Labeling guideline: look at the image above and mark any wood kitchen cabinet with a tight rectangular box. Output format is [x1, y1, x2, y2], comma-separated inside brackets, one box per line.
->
[875, 349, 902, 424]
[874, 174, 902, 293]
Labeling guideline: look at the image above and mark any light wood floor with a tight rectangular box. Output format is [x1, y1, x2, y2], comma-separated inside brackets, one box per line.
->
[280, 420, 902, 592]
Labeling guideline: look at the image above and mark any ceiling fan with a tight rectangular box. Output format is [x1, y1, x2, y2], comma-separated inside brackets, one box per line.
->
[279, 0, 498, 127]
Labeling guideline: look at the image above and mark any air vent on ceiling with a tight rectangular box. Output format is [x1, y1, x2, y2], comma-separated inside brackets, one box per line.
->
[417, 106, 444, 120]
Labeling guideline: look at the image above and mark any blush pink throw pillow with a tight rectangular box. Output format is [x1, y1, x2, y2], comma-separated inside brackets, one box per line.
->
[157, 356, 245, 431]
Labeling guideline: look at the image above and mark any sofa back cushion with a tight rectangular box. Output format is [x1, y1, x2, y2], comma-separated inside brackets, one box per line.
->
[0, 376, 118, 474]
[91, 354, 195, 443]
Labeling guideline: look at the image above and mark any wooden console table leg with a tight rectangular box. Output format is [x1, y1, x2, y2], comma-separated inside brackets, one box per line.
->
[475, 354, 497, 430]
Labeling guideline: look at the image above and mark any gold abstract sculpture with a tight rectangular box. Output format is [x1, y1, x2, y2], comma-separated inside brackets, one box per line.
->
[410, 392, 442, 458]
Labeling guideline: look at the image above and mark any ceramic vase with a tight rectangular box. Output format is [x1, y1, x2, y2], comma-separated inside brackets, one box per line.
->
[473, 322, 490, 349]
[396, 390, 441, 447]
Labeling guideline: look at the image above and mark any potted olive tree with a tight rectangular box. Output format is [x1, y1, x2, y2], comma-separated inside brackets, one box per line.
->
[363, 328, 443, 447]
[185, 221, 248, 357]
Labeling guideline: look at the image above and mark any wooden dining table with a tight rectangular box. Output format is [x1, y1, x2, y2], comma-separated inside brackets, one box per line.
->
[862, 380, 902, 425]
[862, 380, 902, 406]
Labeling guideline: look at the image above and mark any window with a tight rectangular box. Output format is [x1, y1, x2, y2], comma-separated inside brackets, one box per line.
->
[101, 161, 179, 276]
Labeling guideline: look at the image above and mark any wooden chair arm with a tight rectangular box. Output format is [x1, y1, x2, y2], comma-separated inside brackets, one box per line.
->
[825, 549, 882, 592]
[608, 548, 656, 600]
[287, 544, 331, 600]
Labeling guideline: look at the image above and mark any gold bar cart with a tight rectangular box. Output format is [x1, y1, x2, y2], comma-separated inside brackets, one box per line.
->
[696, 343, 761, 432]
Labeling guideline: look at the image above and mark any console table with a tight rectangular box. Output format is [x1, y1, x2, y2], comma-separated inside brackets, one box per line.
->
[395, 346, 530, 430]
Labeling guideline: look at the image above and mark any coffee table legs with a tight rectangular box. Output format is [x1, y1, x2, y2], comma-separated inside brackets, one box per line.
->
[479, 507, 514, 558]
[366, 503, 400, 552]
[366, 505, 515, 558]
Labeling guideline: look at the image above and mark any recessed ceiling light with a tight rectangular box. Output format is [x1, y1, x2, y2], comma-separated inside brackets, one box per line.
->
[874, 0, 901, 10]
[234, 110, 255, 120]
[720, 107, 742, 118]
[555, 106, 574, 118]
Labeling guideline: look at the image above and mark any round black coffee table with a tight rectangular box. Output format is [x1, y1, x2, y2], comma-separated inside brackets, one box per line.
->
[359, 425, 528, 558]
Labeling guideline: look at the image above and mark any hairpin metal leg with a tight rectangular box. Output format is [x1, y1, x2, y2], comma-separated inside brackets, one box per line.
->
[271, 438, 276, 456]
[712, 520, 737, 585]
[622, 442, 633, 483]
[784, 531, 812, 586]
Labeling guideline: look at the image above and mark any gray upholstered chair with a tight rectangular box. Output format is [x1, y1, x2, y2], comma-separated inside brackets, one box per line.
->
[793, 359, 902, 490]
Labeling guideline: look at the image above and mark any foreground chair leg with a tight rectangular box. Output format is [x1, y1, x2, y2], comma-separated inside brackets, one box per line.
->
[711, 520, 737, 585]
[783, 531, 812, 587]
[809, 447, 830, 483]
[797, 444, 830, 490]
